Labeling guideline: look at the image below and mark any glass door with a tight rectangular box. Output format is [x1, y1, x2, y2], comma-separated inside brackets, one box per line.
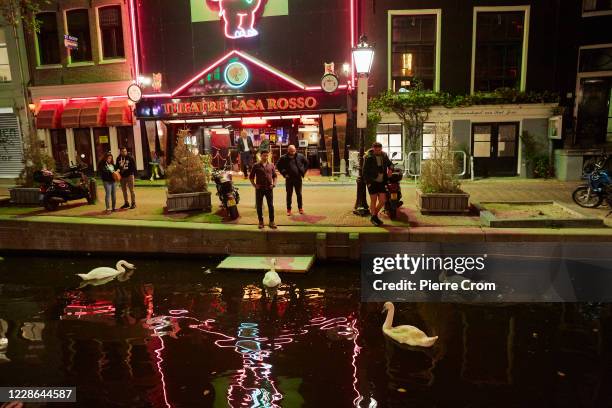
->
[472, 123, 519, 177]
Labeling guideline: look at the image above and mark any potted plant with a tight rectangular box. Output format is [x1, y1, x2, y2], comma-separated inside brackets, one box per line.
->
[416, 131, 469, 214]
[165, 130, 211, 212]
[9, 140, 55, 205]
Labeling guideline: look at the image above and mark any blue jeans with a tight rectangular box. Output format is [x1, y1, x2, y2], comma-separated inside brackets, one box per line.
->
[103, 181, 116, 210]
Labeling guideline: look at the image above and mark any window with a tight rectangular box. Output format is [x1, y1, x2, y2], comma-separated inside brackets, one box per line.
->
[583, 0, 612, 13]
[98, 6, 124, 59]
[579, 46, 612, 72]
[66, 9, 92, 62]
[376, 124, 403, 160]
[117, 126, 135, 157]
[473, 9, 527, 92]
[93, 127, 110, 165]
[50, 129, 69, 170]
[36, 12, 60, 65]
[390, 12, 438, 91]
[0, 29, 11, 82]
[422, 122, 450, 159]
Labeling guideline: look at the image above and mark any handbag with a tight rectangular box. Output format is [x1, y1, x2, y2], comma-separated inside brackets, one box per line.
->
[112, 171, 122, 182]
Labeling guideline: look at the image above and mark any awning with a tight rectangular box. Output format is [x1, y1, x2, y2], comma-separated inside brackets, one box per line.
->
[106, 100, 133, 126]
[36, 104, 63, 129]
[61, 104, 82, 128]
[79, 101, 107, 127]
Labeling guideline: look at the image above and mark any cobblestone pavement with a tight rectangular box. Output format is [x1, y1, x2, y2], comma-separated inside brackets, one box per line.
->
[2, 178, 609, 227]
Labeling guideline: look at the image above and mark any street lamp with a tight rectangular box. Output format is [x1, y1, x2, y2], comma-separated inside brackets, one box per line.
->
[352, 35, 374, 216]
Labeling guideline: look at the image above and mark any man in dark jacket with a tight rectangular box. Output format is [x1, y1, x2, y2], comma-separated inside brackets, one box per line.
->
[237, 130, 254, 179]
[363, 142, 393, 226]
[276, 144, 309, 215]
[249, 150, 277, 229]
[116, 147, 138, 209]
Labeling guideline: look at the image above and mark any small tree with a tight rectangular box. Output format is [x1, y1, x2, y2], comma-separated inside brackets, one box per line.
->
[16, 140, 55, 187]
[419, 130, 462, 194]
[166, 130, 207, 194]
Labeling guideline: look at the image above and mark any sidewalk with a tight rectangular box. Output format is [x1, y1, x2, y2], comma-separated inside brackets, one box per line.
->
[1, 177, 610, 229]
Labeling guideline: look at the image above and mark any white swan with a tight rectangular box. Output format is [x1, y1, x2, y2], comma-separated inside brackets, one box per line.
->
[77, 260, 135, 281]
[382, 302, 438, 347]
[262, 258, 281, 288]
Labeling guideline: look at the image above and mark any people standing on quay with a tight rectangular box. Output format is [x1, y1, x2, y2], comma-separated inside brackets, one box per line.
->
[98, 152, 118, 214]
[237, 130, 254, 179]
[250, 150, 277, 229]
[116, 147, 138, 209]
[363, 142, 393, 226]
[277, 144, 309, 216]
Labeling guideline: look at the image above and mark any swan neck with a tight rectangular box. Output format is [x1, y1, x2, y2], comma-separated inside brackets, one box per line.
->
[383, 305, 394, 330]
[116, 261, 126, 273]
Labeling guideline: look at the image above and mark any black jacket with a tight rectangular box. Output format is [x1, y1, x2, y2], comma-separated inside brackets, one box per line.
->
[116, 154, 137, 177]
[98, 160, 116, 183]
[237, 136, 254, 153]
[363, 149, 392, 184]
[277, 153, 309, 179]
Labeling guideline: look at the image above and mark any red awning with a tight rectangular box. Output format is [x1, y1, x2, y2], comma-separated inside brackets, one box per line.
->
[79, 101, 107, 127]
[36, 104, 63, 129]
[61, 104, 82, 128]
[106, 100, 133, 126]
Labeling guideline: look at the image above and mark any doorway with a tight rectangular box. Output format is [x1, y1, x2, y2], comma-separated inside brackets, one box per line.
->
[577, 77, 611, 146]
[73, 128, 93, 171]
[471, 122, 519, 177]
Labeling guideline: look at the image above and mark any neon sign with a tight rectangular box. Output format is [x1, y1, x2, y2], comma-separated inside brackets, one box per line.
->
[161, 96, 318, 115]
[208, 0, 266, 39]
[224, 61, 250, 88]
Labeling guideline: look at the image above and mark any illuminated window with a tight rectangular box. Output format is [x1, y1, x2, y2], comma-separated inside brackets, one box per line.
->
[99, 6, 124, 59]
[579, 46, 612, 72]
[473, 11, 526, 92]
[66, 9, 92, 62]
[36, 12, 60, 65]
[422, 122, 450, 160]
[390, 14, 437, 91]
[583, 0, 612, 13]
[376, 124, 403, 160]
[0, 29, 11, 82]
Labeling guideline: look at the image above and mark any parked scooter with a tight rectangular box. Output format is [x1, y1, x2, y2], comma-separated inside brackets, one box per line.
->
[572, 153, 610, 208]
[384, 152, 404, 219]
[212, 169, 240, 219]
[35, 163, 96, 211]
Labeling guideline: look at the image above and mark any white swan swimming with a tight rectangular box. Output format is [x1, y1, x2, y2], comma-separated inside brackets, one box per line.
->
[77, 260, 135, 281]
[382, 302, 438, 347]
[262, 258, 281, 289]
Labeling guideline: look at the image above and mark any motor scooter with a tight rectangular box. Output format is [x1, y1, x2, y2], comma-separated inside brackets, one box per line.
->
[212, 169, 240, 219]
[34, 163, 96, 211]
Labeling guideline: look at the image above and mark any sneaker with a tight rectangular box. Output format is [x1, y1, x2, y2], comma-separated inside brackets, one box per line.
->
[120, 203, 129, 209]
[299, 208, 304, 214]
[130, 203, 136, 209]
[258, 222, 265, 229]
[269, 222, 277, 229]
[370, 215, 384, 226]
[105, 209, 112, 214]
[287, 210, 292, 216]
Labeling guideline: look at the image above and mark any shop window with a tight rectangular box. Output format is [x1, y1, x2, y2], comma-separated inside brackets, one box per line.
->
[0, 29, 11, 82]
[583, 0, 612, 13]
[376, 124, 403, 160]
[117, 126, 135, 156]
[579, 47, 612, 73]
[36, 12, 61, 65]
[50, 129, 69, 170]
[390, 13, 437, 91]
[98, 6, 124, 59]
[66, 9, 92, 62]
[422, 122, 450, 159]
[473, 10, 526, 92]
[74, 128, 93, 168]
[93, 127, 110, 165]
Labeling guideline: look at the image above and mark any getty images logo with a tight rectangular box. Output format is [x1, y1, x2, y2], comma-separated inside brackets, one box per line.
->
[372, 254, 488, 275]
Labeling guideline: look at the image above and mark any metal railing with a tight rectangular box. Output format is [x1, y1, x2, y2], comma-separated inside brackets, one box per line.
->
[405, 150, 468, 179]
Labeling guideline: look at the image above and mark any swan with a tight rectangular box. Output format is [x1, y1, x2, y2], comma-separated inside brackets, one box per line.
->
[77, 260, 135, 281]
[382, 302, 438, 347]
[262, 258, 281, 289]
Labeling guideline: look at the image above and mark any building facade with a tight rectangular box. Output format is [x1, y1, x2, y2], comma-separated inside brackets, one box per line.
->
[0, 18, 29, 180]
[26, 0, 140, 173]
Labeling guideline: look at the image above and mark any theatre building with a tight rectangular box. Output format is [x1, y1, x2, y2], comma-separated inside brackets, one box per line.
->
[132, 0, 355, 174]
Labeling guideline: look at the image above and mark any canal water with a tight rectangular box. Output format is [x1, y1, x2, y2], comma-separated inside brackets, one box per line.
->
[0, 255, 610, 407]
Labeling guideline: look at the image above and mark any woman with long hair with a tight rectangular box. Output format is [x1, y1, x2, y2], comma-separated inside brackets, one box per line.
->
[98, 152, 117, 213]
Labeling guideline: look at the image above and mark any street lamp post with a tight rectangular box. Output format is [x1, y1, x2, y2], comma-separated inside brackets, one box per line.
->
[352, 35, 375, 216]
